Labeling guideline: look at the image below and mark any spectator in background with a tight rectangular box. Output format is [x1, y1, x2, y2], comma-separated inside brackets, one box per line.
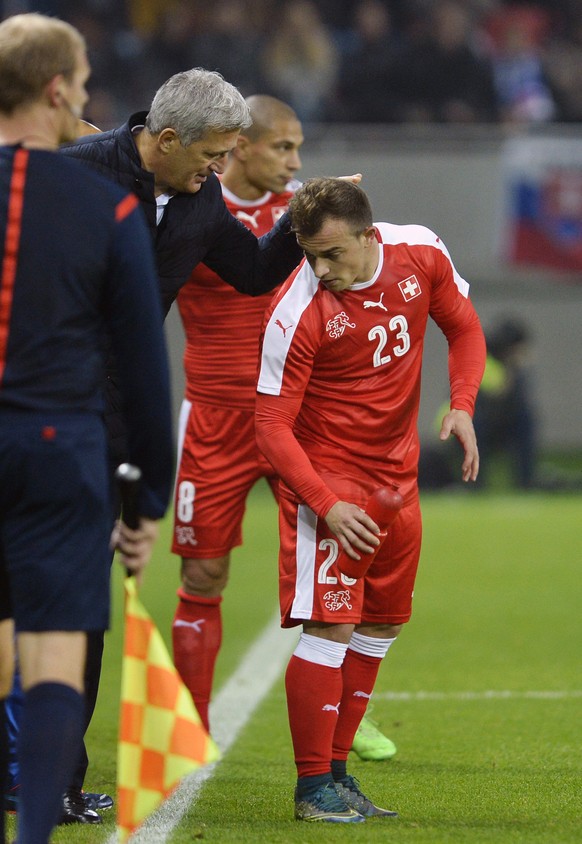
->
[12, 0, 582, 128]
[124, 0, 188, 37]
[58, 0, 137, 127]
[135, 0, 200, 101]
[473, 317, 538, 489]
[334, 0, 405, 123]
[260, 0, 339, 122]
[484, 3, 556, 123]
[419, 316, 538, 491]
[397, 0, 498, 123]
[188, 0, 265, 96]
[542, 12, 582, 121]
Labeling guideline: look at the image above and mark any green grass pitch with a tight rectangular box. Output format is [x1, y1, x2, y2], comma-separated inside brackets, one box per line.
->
[8, 484, 581, 843]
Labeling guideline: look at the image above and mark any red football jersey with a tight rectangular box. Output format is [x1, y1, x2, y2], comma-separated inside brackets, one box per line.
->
[257, 223, 485, 508]
[178, 181, 298, 410]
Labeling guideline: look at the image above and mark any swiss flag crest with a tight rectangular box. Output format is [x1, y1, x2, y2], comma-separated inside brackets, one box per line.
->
[398, 275, 421, 301]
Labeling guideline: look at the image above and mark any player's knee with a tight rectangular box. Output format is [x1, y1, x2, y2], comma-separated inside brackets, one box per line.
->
[356, 622, 404, 639]
[180, 555, 230, 597]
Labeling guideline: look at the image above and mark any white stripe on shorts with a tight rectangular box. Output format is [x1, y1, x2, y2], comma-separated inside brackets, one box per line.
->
[290, 503, 318, 620]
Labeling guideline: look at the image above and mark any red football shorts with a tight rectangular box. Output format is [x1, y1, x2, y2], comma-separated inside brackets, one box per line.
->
[278, 479, 422, 628]
[172, 399, 278, 558]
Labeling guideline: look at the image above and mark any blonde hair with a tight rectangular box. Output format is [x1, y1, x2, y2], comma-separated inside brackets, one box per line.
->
[0, 13, 85, 114]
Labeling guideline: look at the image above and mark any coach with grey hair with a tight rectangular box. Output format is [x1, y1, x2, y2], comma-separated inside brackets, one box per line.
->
[65, 67, 302, 314]
[25, 66, 303, 823]
[46, 67, 357, 822]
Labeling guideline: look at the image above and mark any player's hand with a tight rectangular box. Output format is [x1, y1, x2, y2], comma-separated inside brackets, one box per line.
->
[111, 517, 159, 582]
[337, 173, 362, 185]
[439, 408, 480, 482]
[325, 500, 381, 560]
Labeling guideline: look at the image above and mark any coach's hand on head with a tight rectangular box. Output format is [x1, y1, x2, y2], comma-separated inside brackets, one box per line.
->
[111, 518, 160, 581]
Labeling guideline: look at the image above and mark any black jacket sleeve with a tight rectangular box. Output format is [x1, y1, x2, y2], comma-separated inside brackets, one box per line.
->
[201, 191, 302, 298]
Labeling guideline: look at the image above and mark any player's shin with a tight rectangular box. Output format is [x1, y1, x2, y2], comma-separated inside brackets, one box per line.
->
[333, 633, 396, 759]
[172, 589, 222, 733]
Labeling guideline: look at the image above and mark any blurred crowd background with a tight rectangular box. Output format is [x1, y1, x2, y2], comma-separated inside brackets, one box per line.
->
[3, 0, 581, 489]
[3, 0, 582, 130]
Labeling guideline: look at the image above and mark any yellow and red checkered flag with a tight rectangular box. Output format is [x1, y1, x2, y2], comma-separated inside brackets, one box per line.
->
[117, 577, 220, 841]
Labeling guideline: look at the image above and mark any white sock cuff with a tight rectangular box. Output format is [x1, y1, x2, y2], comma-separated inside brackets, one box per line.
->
[294, 632, 348, 668]
[348, 632, 396, 659]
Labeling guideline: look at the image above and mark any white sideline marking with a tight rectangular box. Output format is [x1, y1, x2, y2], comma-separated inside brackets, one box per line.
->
[375, 689, 582, 701]
[105, 612, 580, 843]
[107, 610, 296, 843]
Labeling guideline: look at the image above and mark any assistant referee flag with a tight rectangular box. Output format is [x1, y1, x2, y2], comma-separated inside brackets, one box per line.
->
[117, 577, 220, 841]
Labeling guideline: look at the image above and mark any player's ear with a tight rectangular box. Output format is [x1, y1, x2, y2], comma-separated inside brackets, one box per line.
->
[362, 226, 376, 246]
[234, 134, 251, 161]
[46, 73, 66, 110]
[157, 128, 179, 153]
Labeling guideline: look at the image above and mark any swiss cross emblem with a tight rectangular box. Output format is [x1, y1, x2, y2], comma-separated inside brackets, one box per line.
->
[398, 275, 421, 301]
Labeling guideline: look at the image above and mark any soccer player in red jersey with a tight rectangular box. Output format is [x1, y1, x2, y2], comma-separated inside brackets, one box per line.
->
[255, 177, 486, 822]
[171, 96, 303, 734]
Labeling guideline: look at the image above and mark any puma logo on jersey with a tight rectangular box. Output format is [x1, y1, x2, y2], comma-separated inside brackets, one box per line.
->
[173, 618, 206, 633]
[322, 703, 341, 714]
[363, 291, 388, 311]
[236, 209, 260, 229]
[275, 319, 292, 337]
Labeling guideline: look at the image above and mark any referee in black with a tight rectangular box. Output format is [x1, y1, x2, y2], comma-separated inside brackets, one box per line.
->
[0, 14, 173, 844]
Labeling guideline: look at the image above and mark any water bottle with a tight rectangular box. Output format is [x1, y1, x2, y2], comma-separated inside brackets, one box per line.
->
[336, 486, 404, 579]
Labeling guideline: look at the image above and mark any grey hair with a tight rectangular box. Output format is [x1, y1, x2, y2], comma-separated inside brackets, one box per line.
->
[145, 68, 251, 146]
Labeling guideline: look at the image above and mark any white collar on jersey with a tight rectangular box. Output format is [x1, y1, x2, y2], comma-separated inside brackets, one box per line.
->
[348, 227, 384, 291]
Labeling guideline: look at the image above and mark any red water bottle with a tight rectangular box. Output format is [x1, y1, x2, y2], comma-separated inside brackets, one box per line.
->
[336, 486, 404, 580]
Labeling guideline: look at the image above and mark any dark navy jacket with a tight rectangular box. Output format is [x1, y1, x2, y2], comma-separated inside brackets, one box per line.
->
[0, 146, 173, 518]
[63, 112, 303, 316]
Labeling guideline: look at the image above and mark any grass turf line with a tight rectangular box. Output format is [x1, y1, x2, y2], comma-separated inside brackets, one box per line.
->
[7, 486, 581, 843]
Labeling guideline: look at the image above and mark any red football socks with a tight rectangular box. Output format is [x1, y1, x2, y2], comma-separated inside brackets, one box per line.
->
[172, 589, 222, 733]
[285, 654, 343, 778]
[332, 648, 382, 759]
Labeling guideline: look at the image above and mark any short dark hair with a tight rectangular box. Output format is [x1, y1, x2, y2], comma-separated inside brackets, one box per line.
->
[288, 177, 373, 238]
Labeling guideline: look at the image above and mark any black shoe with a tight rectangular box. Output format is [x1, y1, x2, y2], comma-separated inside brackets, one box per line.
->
[83, 790, 114, 811]
[60, 787, 102, 825]
[334, 775, 398, 818]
